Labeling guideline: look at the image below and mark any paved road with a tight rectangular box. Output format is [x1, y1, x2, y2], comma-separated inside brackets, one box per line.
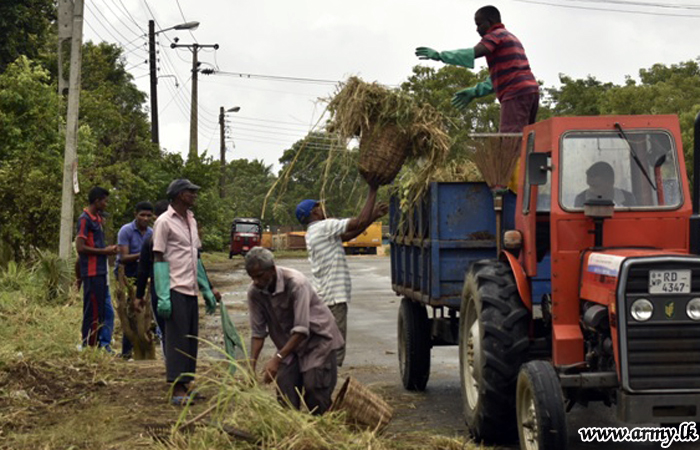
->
[216, 255, 698, 449]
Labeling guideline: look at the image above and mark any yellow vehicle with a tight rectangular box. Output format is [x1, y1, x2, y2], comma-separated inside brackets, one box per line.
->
[343, 222, 383, 255]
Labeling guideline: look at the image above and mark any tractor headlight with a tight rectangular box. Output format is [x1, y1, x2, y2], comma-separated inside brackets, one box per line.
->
[686, 298, 700, 321]
[631, 298, 654, 322]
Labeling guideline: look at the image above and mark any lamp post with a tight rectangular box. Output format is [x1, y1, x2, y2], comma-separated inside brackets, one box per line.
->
[148, 20, 199, 144]
[219, 106, 240, 197]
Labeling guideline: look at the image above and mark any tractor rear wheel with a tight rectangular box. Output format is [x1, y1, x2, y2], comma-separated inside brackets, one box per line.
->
[398, 297, 431, 391]
[516, 360, 568, 450]
[459, 259, 530, 443]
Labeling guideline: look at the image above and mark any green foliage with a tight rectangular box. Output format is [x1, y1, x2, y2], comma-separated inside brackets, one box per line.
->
[0, 57, 64, 258]
[544, 75, 613, 116]
[31, 249, 73, 302]
[0, 0, 55, 73]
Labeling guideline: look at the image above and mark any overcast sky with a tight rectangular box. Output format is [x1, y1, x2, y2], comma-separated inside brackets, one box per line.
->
[83, 0, 700, 173]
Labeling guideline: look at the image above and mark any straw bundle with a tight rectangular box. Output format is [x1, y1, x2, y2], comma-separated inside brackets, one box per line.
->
[326, 77, 450, 186]
[330, 377, 394, 432]
[469, 136, 520, 191]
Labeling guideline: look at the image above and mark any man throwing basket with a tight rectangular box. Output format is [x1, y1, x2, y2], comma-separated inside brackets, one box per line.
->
[296, 184, 388, 366]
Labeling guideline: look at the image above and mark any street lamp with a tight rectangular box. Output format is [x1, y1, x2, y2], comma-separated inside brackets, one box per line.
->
[148, 20, 200, 144]
[220, 106, 240, 197]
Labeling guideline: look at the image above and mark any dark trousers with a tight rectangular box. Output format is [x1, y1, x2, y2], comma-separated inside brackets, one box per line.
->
[165, 290, 199, 384]
[82, 275, 107, 347]
[500, 92, 539, 133]
[276, 352, 337, 415]
[328, 303, 347, 366]
[150, 284, 166, 342]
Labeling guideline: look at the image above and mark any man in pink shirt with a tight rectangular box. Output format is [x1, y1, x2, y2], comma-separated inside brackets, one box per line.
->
[152, 178, 219, 405]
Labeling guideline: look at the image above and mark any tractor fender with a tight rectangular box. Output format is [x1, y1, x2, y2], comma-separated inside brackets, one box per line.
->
[501, 251, 532, 311]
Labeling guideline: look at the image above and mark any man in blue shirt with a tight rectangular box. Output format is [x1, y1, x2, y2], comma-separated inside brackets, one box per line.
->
[115, 201, 154, 358]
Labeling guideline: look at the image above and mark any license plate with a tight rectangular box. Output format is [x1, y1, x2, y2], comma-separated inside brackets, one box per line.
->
[649, 270, 691, 294]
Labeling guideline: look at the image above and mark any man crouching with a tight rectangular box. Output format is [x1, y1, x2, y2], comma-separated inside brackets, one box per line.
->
[245, 247, 343, 415]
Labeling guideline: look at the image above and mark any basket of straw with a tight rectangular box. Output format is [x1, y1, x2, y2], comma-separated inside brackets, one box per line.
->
[358, 124, 411, 185]
[330, 376, 393, 432]
[327, 77, 450, 186]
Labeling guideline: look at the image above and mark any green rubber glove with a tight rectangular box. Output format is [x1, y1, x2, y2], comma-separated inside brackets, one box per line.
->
[197, 259, 217, 315]
[154, 261, 171, 319]
[451, 78, 495, 110]
[415, 46, 441, 61]
[438, 48, 475, 69]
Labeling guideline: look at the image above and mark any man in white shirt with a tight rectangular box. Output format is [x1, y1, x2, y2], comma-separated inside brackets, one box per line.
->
[296, 184, 388, 366]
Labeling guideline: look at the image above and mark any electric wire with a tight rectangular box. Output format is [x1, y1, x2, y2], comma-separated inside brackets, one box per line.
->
[211, 70, 340, 85]
[94, 0, 144, 37]
[564, 0, 700, 10]
[174, 0, 198, 42]
[199, 77, 327, 98]
[115, 0, 146, 30]
[85, 2, 143, 47]
[513, 0, 700, 17]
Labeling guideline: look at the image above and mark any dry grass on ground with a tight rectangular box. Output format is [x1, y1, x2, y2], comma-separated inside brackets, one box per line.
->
[1, 254, 481, 450]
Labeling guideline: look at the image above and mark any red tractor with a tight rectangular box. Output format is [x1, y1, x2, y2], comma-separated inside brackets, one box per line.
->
[458, 114, 700, 449]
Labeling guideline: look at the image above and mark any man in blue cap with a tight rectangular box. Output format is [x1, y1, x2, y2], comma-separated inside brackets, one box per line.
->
[296, 185, 388, 366]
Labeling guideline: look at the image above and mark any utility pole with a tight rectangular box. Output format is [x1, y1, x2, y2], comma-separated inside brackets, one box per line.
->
[146, 21, 199, 145]
[219, 106, 240, 198]
[148, 20, 159, 144]
[219, 107, 225, 197]
[170, 41, 219, 160]
[58, 0, 85, 260]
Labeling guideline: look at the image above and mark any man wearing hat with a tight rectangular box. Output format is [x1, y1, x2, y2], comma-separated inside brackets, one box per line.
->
[152, 179, 218, 405]
[296, 184, 388, 366]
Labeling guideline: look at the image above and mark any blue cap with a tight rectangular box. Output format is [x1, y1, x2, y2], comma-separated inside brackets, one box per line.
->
[296, 199, 319, 223]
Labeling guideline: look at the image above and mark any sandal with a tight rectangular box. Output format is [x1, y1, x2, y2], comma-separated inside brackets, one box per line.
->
[170, 395, 195, 406]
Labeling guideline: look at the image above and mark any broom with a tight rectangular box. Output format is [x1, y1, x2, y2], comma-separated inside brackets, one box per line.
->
[469, 134, 522, 253]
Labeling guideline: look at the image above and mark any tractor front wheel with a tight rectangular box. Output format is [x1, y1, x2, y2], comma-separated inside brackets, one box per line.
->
[459, 259, 530, 443]
[516, 360, 568, 450]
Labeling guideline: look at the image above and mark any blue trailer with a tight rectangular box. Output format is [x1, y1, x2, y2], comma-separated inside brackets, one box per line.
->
[390, 181, 550, 391]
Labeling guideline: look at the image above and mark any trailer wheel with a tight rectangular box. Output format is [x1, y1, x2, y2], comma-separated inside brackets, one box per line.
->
[459, 259, 530, 443]
[516, 361, 568, 450]
[398, 297, 431, 391]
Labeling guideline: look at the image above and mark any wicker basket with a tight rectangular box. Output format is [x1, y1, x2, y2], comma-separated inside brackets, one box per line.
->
[330, 377, 393, 432]
[358, 124, 411, 185]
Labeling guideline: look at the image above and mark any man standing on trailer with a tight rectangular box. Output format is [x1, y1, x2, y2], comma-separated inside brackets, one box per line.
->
[416, 5, 539, 132]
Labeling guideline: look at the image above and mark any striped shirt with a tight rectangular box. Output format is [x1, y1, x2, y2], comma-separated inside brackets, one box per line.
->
[479, 24, 538, 102]
[76, 209, 107, 277]
[305, 218, 351, 306]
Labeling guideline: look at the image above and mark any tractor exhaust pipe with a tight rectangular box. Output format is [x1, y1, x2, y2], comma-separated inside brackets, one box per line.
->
[690, 112, 700, 254]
